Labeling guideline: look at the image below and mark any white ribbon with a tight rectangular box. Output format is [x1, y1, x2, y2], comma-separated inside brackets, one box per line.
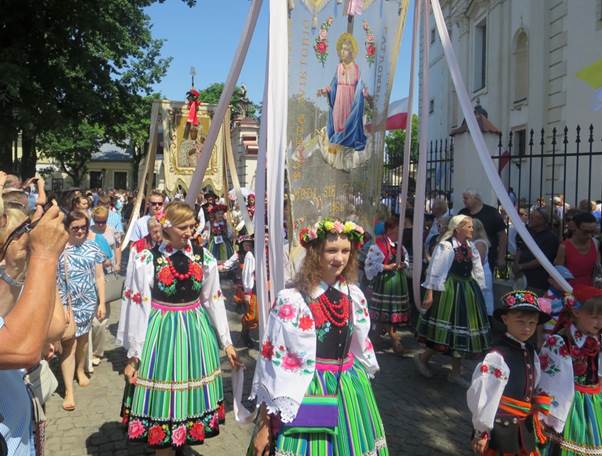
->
[231, 367, 254, 423]
[429, 0, 571, 292]
[412, 0, 430, 307]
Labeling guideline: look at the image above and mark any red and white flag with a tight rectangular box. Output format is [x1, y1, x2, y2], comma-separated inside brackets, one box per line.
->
[385, 97, 409, 130]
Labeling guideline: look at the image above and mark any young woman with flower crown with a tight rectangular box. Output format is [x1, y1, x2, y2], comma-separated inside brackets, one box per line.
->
[538, 285, 602, 455]
[249, 218, 388, 456]
[116, 202, 241, 455]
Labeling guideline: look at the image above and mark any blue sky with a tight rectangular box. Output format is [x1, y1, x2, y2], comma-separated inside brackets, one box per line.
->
[146, 0, 415, 108]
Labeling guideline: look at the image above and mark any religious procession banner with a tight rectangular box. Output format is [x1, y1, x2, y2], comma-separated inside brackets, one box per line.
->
[158, 99, 228, 196]
[287, 0, 409, 241]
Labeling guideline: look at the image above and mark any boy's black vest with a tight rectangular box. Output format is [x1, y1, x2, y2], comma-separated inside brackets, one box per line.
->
[488, 335, 537, 454]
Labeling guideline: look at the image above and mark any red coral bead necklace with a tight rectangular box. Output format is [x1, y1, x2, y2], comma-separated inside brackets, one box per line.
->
[167, 256, 194, 281]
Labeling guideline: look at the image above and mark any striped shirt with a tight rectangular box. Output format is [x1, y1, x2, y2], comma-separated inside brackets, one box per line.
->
[0, 317, 35, 456]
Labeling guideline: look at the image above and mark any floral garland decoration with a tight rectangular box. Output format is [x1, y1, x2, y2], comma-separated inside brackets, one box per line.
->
[313, 16, 334, 67]
[298, 218, 364, 248]
[157, 211, 172, 228]
[362, 20, 376, 66]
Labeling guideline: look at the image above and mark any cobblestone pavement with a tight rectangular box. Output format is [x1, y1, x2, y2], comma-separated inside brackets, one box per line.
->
[45, 285, 475, 455]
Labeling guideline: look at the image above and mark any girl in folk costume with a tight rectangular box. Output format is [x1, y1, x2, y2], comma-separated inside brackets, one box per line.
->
[250, 219, 388, 456]
[467, 290, 552, 455]
[415, 215, 491, 386]
[364, 215, 410, 353]
[247, 193, 256, 220]
[220, 234, 258, 347]
[207, 203, 234, 264]
[116, 202, 241, 455]
[538, 285, 602, 455]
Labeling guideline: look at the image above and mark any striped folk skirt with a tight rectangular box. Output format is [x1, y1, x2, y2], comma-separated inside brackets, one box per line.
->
[250, 355, 388, 456]
[122, 300, 225, 449]
[416, 274, 491, 357]
[544, 383, 602, 456]
[208, 236, 234, 263]
[368, 269, 410, 326]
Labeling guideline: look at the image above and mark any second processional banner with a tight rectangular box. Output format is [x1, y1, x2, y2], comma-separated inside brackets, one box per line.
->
[286, 0, 409, 241]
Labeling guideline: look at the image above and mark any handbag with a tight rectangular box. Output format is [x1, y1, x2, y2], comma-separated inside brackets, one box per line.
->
[104, 271, 124, 303]
[281, 289, 352, 436]
[61, 254, 77, 341]
[25, 360, 58, 405]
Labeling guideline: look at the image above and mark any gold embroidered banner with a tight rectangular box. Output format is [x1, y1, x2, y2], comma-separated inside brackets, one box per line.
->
[287, 0, 409, 241]
[159, 100, 229, 196]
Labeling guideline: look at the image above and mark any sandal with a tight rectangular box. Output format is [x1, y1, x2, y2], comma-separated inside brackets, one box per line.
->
[62, 400, 76, 412]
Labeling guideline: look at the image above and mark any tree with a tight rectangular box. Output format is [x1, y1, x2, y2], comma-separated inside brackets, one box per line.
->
[198, 83, 258, 119]
[0, 0, 194, 177]
[38, 122, 104, 187]
[384, 114, 420, 168]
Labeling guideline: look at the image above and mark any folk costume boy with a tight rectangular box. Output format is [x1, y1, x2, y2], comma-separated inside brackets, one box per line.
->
[467, 290, 552, 455]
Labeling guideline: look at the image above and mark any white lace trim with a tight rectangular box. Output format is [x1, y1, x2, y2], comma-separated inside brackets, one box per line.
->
[250, 384, 301, 423]
[274, 436, 387, 456]
[136, 369, 221, 391]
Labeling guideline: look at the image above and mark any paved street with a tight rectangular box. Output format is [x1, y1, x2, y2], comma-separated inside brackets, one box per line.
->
[45, 285, 475, 455]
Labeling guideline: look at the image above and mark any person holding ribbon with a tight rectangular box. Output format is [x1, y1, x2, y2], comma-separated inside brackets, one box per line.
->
[116, 202, 240, 455]
[538, 285, 602, 455]
[249, 218, 388, 456]
[467, 290, 552, 455]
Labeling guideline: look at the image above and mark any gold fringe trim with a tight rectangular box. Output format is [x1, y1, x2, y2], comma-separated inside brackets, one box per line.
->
[136, 369, 222, 392]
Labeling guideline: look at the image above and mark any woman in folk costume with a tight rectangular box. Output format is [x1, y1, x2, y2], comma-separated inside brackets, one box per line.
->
[250, 219, 388, 456]
[364, 214, 410, 353]
[538, 285, 602, 455]
[415, 215, 491, 387]
[116, 202, 240, 454]
[207, 203, 234, 264]
[467, 290, 552, 455]
[220, 234, 258, 347]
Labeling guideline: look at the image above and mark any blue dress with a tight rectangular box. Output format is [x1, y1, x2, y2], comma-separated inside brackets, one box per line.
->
[57, 240, 104, 337]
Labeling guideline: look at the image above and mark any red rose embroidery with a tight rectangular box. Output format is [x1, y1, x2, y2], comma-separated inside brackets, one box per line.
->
[209, 414, 219, 430]
[493, 368, 502, 378]
[282, 352, 303, 371]
[132, 292, 142, 304]
[367, 44, 376, 56]
[315, 41, 327, 54]
[147, 425, 166, 446]
[298, 314, 314, 331]
[191, 263, 203, 281]
[559, 344, 570, 357]
[480, 364, 489, 373]
[124, 289, 131, 299]
[128, 419, 145, 439]
[172, 425, 187, 447]
[158, 267, 174, 286]
[539, 354, 549, 370]
[547, 337, 557, 346]
[217, 402, 226, 421]
[189, 422, 205, 441]
[277, 304, 296, 321]
[261, 340, 274, 360]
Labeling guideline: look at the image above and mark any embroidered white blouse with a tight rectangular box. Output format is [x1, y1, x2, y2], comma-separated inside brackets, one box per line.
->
[116, 240, 233, 359]
[364, 239, 409, 281]
[537, 325, 602, 433]
[422, 237, 486, 291]
[466, 335, 542, 434]
[221, 251, 255, 293]
[250, 280, 379, 423]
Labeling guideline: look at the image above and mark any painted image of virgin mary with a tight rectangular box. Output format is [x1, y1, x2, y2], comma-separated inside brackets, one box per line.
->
[318, 33, 368, 152]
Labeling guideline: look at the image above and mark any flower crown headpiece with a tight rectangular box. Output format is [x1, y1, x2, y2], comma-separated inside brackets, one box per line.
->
[156, 211, 172, 228]
[298, 218, 364, 248]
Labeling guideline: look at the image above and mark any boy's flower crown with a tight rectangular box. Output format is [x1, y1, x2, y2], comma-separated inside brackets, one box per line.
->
[298, 218, 364, 248]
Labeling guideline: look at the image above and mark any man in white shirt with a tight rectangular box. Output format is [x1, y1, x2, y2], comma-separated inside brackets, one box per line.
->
[130, 190, 165, 243]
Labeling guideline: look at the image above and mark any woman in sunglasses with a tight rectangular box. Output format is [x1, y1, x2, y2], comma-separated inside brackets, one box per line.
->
[56, 210, 106, 411]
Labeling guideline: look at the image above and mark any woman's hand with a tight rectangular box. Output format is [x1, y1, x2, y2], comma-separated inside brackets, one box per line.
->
[421, 296, 433, 310]
[124, 359, 139, 385]
[253, 407, 271, 456]
[96, 303, 106, 320]
[471, 436, 488, 454]
[225, 345, 244, 369]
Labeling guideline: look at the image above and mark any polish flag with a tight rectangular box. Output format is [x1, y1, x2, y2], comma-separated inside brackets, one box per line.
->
[385, 98, 409, 130]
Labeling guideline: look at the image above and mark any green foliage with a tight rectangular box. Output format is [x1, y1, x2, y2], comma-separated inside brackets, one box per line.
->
[38, 122, 105, 186]
[198, 83, 258, 119]
[384, 114, 420, 168]
[0, 0, 193, 174]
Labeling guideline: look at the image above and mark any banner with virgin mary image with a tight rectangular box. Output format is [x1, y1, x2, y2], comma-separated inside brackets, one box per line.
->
[287, 0, 409, 241]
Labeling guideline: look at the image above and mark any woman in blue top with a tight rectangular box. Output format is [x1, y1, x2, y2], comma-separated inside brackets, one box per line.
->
[57, 210, 105, 411]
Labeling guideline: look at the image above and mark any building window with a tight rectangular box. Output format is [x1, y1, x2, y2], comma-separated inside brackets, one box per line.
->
[430, 28, 436, 44]
[513, 30, 529, 104]
[473, 18, 487, 91]
[114, 171, 127, 189]
[429, 99, 435, 114]
[90, 171, 103, 189]
[514, 129, 527, 156]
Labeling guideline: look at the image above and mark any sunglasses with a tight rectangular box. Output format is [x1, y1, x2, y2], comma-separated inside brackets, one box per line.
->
[149, 202, 163, 207]
[70, 225, 88, 232]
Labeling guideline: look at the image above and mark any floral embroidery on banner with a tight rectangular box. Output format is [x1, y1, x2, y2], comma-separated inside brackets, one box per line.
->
[479, 364, 508, 380]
